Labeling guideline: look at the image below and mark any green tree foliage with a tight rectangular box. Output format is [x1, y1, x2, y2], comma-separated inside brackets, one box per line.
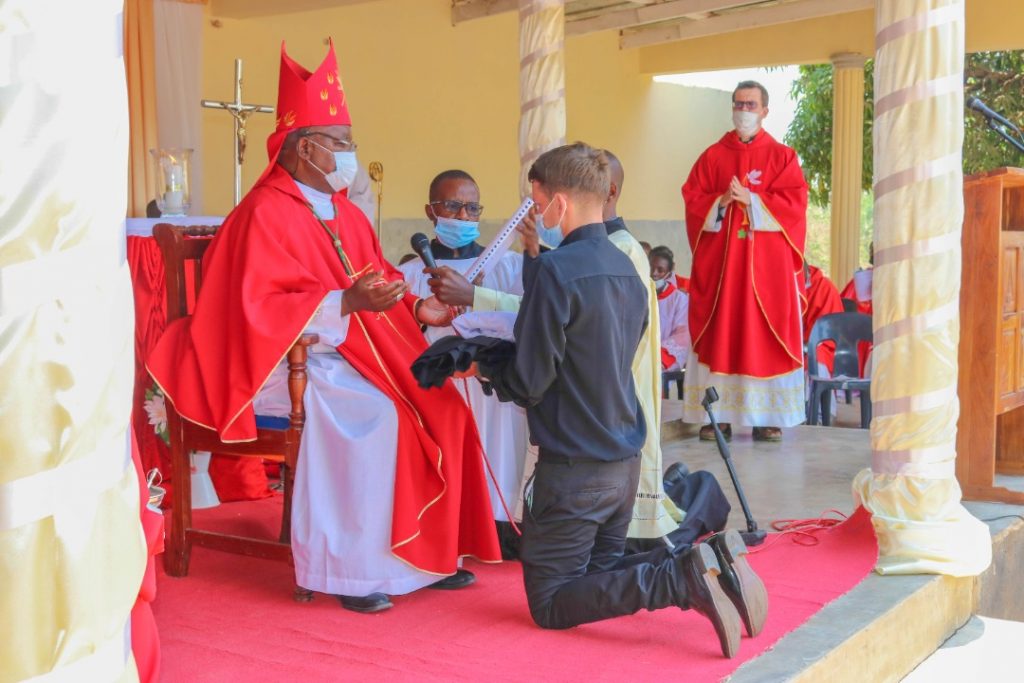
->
[785, 51, 1024, 208]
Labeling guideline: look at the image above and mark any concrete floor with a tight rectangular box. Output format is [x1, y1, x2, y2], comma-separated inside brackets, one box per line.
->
[659, 399, 870, 529]
[904, 615, 1024, 682]
[657, 396, 1024, 682]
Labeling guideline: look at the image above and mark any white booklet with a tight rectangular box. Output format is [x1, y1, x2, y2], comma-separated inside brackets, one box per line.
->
[463, 197, 534, 283]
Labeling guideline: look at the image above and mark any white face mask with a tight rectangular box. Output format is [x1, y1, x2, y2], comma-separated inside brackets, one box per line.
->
[308, 140, 359, 192]
[732, 110, 761, 139]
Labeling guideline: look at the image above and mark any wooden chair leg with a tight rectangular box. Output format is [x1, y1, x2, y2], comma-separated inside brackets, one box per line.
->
[280, 462, 294, 544]
[164, 440, 193, 577]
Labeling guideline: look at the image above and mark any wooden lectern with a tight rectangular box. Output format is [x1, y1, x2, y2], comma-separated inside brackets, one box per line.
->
[958, 167, 1024, 503]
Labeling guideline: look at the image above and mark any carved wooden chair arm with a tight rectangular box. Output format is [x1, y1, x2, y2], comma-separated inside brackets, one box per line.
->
[286, 334, 320, 433]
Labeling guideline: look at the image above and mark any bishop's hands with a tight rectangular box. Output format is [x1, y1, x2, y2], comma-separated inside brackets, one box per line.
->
[341, 270, 409, 316]
[721, 176, 752, 207]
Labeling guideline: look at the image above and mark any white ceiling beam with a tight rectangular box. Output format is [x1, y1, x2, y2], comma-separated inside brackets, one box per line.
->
[451, 0, 518, 25]
[619, 0, 875, 49]
[566, 0, 756, 36]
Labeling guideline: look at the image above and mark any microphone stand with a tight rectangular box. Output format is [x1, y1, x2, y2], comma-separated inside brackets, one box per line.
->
[985, 118, 1024, 155]
[701, 387, 767, 546]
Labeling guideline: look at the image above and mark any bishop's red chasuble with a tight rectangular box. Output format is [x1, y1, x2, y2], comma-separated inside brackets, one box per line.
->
[682, 130, 808, 378]
[148, 164, 500, 573]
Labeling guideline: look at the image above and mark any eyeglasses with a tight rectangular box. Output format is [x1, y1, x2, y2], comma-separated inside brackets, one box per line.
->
[732, 100, 762, 111]
[303, 132, 358, 152]
[430, 200, 484, 218]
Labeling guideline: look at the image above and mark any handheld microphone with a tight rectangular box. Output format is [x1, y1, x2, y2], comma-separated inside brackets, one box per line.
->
[966, 96, 1021, 134]
[410, 233, 438, 270]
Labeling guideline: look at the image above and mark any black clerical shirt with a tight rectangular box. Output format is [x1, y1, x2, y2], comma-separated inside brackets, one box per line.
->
[429, 238, 484, 261]
[480, 223, 648, 464]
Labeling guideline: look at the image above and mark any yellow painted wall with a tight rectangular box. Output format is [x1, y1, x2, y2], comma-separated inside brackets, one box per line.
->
[200, 0, 728, 230]
[638, 0, 1024, 75]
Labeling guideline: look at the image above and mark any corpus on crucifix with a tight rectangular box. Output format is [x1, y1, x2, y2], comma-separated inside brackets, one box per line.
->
[201, 58, 274, 205]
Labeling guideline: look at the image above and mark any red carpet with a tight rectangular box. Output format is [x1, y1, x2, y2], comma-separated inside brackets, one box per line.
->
[153, 497, 877, 682]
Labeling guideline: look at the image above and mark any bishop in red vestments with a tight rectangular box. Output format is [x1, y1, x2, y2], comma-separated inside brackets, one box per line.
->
[148, 40, 499, 613]
[681, 81, 808, 441]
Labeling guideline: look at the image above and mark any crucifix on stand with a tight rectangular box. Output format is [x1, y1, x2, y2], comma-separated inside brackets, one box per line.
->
[201, 58, 275, 206]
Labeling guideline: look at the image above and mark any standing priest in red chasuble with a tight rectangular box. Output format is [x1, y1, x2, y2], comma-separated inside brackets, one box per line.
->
[681, 81, 809, 443]
[147, 40, 500, 614]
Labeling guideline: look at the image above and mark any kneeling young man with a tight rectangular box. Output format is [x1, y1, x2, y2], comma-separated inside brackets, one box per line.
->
[478, 143, 765, 658]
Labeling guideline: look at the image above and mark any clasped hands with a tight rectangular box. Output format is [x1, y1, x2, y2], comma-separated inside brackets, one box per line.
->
[721, 176, 752, 207]
[341, 269, 453, 326]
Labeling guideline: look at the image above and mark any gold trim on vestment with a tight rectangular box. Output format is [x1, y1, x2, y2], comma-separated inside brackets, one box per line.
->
[749, 228, 804, 366]
[690, 200, 733, 349]
[147, 291, 330, 443]
[346, 311, 449, 558]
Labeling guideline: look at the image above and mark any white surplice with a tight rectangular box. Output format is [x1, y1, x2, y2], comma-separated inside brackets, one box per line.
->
[398, 251, 528, 522]
[253, 292, 447, 597]
[251, 183, 439, 597]
[657, 286, 691, 372]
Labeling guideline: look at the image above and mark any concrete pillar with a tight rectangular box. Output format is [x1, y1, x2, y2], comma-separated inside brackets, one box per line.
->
[518, 0, 566, 196]
[853, 0, 990, 576]
[829, 52, 867, 286]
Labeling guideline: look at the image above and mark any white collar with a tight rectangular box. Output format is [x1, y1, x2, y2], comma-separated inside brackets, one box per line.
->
[293, 179, 336, 219]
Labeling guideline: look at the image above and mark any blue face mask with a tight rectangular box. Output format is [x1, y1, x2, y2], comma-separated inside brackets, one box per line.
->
[434, 216, 480, 249]
[537, 197, 565, 248]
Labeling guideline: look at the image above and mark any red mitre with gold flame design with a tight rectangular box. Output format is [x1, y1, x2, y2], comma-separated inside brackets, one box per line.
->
[265, 38, 351, 166]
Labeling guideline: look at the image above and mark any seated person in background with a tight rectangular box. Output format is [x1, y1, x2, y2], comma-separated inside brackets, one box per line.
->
[639, 240, 653, 256]
[398, 252, 418, 265]
[802, 262, 843, 375]
[840, 242, 873, 315]
[649, 246, 690, 372]
[399, 169, 527, 557]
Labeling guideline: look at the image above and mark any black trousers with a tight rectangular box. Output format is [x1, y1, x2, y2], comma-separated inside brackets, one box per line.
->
[520, 455, 688, 629]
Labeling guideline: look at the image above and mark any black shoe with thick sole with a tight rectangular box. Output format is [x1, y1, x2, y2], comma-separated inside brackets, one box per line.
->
[707, 529, 768, 637]
[662, 461, 691, 492]
[337, 592, 393, 614]
[680, 543, 742, 658]
[427, 568, 476, 590]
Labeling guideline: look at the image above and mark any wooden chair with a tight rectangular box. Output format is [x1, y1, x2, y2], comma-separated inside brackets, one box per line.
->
[153, 223, 318, 600]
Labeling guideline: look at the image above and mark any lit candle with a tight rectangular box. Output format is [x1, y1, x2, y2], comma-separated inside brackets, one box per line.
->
[164, 189, 184, 214]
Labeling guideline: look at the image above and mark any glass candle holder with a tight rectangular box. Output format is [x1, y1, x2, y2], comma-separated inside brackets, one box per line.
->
[150, 148, 193, 216]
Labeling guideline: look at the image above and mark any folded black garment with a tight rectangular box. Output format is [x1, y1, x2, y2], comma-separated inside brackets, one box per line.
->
[411, 335, 516, 390]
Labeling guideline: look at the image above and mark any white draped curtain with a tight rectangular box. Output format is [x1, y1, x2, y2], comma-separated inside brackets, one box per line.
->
[153, 0, 205, 213]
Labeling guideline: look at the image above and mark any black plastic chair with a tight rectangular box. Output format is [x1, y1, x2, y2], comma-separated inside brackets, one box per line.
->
[662, 369, 685, 399]
[806, 312, 872, 428]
